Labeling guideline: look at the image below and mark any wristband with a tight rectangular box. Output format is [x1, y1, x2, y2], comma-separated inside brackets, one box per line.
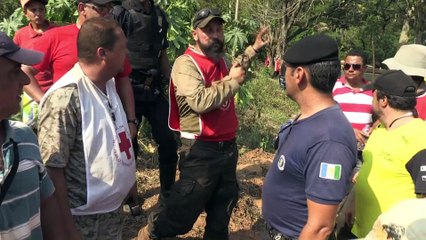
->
[252, 45, 259, 53]
[127, 119, 139, 125]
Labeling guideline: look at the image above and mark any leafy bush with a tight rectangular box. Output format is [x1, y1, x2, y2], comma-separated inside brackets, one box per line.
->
[0, 0, 77, 36]
[237, 68, 298, 152]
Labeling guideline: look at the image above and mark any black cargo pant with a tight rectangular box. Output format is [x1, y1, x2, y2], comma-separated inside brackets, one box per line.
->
[147, 138, 239, 240]
[133, 93, 178, 195]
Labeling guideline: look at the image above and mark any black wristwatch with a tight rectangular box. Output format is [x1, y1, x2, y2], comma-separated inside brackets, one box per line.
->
[127, 119, 139, 125]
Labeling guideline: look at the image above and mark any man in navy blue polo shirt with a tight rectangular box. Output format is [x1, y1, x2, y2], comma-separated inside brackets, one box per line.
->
[262, 35, 357, 240]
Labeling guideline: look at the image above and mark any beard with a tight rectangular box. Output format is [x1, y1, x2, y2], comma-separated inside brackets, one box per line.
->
[197, 38, 225, 60]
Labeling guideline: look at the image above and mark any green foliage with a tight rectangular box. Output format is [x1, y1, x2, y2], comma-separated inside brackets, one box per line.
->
[224, 26, 248, 57]
[221, 2, 258, 57]
[237, 68, 298, 152]
[196, 0, 230, 11]
[158, 0, 198, 61]
[235, 86, 254, 108]
[46, 0, 78, 25]
[0, 0, 20, 22]
[311, 0, 411, 64]
[0, 8, 25, 36]
[0, 0, 77, 36]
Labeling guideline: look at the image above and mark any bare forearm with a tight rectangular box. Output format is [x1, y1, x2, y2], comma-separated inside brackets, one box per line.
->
[40, 195, 68, 240]
[299, 199, 338, 240]
[46, 167, 82, 239]
[22, 65, 44, 103]
[299, 222, 334, 240]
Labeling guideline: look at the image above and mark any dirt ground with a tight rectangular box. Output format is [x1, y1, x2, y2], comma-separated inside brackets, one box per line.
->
[122, 148, 274, 240]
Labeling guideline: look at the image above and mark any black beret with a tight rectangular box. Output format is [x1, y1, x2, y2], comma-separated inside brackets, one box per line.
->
[284, 34, 339, 66]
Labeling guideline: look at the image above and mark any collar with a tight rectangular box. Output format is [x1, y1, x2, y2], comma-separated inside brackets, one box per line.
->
[339, 76, 369, 92]
[27, 20, 53, 38]
[294, 104, 340, 124]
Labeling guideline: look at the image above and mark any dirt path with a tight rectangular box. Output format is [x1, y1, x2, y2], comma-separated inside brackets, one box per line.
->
[123, 148, 274, 240]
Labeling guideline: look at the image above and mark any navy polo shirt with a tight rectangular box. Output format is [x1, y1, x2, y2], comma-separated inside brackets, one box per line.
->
[262, 105, 356, 238]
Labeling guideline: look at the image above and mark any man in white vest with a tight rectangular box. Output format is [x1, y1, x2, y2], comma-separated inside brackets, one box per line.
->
[38, 17, 136, 240]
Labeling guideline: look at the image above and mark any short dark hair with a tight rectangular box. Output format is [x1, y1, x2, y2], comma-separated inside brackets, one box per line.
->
[346, 49, 368, 65]
[304, 61, 340, 94]
[77, 17, 120, 63]
[376, 90, 417, 111]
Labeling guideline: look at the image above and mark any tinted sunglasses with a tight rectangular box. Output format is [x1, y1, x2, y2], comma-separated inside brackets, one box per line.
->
[344, 63, 363, 71]
[194, 8, 221, 23]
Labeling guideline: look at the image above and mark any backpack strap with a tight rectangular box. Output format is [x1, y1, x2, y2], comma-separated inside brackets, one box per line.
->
[0, 139, 20, 205]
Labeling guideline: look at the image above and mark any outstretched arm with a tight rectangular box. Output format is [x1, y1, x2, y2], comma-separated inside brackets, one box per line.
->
[252, 26, 269, 52]
[234, 27, 269, 69]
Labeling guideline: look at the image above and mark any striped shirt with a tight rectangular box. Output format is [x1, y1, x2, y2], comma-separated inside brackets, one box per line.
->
[415, 92, 426, 120]
[333, 77, 374, 130]
[0, 120, 54, 240]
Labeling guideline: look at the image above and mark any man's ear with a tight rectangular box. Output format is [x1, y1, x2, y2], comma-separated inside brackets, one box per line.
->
[379, 95, 388, 108]
[77, 2, 86, 14]
[192, 29, 198, 42]
[294, 66, 308, 86]
[98, 48, 107, 60]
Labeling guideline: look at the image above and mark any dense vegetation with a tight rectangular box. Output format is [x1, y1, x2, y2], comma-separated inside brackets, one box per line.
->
[1, 0, 424, 151]
[1, 0, 424, 65]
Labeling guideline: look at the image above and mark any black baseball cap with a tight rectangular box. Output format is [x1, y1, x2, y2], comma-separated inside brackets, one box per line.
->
[193, 8, 225, 29]
[363, 70, 417, 97]
[0, 31, 43, 65]
[284, 34, 339, 66]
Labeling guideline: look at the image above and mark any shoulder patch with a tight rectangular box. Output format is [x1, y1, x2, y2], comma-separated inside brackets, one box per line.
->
[319, 162, 342, 180]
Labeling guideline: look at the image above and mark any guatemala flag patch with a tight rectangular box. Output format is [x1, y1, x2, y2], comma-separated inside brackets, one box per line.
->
[319, 162, 342, 180]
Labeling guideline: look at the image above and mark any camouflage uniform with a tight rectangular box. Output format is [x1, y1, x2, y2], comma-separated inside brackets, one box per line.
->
[74, 208, 124, 240]
[38, 84, 125, 239]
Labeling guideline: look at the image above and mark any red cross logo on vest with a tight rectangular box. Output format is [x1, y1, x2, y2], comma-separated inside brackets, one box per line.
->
[118, 131, 132, 160]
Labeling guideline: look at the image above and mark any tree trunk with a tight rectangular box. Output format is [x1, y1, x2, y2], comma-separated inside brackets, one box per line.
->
[399, 18, 410, 45]
[413, 0, 425, 44]
[234, 0, 239, 21]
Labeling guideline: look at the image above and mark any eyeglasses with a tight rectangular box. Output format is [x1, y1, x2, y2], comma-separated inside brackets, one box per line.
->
[344, 63, 363, 71]
[194, 8, 221, 23]
[85, 3, 112, 15]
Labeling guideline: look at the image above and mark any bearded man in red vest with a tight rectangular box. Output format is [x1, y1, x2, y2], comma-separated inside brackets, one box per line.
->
[138, 8, 268, 240]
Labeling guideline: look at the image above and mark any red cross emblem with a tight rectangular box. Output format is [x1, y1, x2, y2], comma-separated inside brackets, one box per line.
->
[118, 131, 132, 160]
